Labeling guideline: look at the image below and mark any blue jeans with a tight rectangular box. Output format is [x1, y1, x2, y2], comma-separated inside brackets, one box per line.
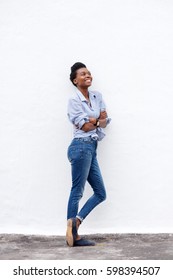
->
[67, 137, 106, 222]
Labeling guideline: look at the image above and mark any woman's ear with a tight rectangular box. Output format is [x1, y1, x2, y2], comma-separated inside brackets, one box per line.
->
[73, 79, 77, 85]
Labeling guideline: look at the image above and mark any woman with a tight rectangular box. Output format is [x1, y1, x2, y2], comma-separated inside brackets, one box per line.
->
[66, 62, 111, 247]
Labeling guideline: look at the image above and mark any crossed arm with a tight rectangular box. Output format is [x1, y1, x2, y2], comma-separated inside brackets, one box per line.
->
[81, 111, 108, 132]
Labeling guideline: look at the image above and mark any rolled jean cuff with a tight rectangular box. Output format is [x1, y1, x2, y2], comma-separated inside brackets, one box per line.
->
[76, 215, 83, 223]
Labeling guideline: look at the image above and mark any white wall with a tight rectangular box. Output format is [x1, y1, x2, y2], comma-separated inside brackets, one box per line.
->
[0, 0, 173, 235]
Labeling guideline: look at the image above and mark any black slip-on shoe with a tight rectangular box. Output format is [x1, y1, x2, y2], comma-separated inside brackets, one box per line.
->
[74, 238, 95, 246]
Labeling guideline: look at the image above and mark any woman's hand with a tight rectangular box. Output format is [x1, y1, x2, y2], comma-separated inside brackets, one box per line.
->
[89, 118, 97, 125]
[99, 110, 107, 119]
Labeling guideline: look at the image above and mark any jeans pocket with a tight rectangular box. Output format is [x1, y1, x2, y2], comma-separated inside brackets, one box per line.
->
[67, 143, 93, 162]
[67, 146, 83, 162]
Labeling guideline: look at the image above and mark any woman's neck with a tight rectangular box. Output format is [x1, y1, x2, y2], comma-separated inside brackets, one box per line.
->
[77, 87, 89, 100]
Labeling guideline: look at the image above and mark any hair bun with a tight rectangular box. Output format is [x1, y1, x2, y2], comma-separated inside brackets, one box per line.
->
[71, 62, 86, 73]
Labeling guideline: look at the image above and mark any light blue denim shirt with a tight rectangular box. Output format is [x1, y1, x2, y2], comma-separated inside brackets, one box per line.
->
[67, 89, 111, 141]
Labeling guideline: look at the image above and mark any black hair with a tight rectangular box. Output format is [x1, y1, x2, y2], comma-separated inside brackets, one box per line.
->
[70, 62, 86, 86]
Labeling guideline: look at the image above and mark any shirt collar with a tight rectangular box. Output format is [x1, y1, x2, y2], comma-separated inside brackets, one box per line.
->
[76, 89, 95, 102]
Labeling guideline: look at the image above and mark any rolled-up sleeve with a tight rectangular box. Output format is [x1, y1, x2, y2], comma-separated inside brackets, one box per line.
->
[99, 94, 111, 125]
[67, 98, 89, 129]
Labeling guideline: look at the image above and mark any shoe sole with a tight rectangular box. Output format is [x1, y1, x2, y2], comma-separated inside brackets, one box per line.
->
[66, 219, 74, 247]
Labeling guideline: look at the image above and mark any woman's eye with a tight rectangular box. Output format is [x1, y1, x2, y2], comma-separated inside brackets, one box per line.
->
[80, 72, 91, 76]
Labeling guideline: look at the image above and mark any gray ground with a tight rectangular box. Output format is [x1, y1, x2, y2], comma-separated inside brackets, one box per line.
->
[0, 233, 173, 260]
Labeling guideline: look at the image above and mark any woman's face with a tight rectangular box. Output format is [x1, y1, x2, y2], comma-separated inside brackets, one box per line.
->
[73, 67, 93, 88]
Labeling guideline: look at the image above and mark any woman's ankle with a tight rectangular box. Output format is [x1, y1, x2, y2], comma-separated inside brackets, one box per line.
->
[76, 218, 81, 229]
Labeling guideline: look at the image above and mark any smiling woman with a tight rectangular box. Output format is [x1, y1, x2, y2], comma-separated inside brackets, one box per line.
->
[73, 68, 92, 88]
[66, 62, 111, 247]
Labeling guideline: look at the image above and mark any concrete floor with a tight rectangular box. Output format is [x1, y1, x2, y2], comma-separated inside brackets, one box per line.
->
[0, 233, 173, 260]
